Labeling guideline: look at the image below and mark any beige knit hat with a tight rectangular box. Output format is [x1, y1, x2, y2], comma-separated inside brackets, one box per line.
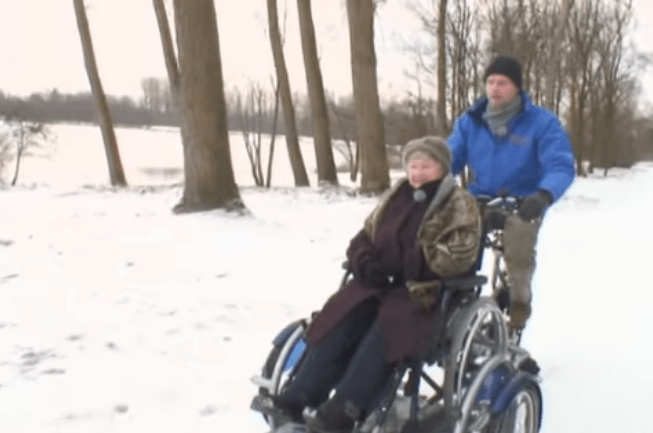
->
[401, 136, 451, 174]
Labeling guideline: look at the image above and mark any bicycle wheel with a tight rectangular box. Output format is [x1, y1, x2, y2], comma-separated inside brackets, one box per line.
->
[444, 298, 508, 420]
[486, 381, 542, 433]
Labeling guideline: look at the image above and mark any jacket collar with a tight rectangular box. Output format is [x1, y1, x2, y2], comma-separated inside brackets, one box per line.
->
[416, 173, 457, 240]
[370, 174, 457, 240]
[468, 91, 531, 125]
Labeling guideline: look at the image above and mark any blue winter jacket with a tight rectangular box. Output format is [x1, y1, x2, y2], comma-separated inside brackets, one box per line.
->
[448, 92, 575, 203]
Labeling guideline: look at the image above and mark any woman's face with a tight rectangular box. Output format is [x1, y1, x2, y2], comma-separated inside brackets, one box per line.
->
[407, 152, 442, 188]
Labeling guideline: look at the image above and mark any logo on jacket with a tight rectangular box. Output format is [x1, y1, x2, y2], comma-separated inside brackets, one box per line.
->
[508, 134, 532, 147]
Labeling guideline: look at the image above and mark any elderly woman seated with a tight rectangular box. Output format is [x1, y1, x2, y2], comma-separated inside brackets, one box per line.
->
[271, 136, 482, 433]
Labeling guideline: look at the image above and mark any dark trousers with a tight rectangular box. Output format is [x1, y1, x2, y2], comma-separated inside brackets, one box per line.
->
[284, 299, 393, 415]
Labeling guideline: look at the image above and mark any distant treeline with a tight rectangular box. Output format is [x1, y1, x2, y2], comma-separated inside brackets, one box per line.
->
[3, 87, 652, 168]
[0, 87, 437, 147]
[0, 89, 177, 128]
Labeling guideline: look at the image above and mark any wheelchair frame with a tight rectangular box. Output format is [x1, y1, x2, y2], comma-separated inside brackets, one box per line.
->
[251, 196, 543, 433]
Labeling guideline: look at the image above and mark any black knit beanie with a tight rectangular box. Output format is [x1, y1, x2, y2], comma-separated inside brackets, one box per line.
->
[484, 55, 522, 90]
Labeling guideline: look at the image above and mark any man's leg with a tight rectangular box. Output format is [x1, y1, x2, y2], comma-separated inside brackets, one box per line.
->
[503, 214, 542, 328]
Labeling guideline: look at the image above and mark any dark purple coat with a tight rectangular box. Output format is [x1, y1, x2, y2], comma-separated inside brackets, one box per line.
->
[306, 176, 482, 363]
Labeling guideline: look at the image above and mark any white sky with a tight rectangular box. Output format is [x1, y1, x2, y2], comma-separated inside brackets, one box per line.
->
[2, 0, 653, 103]
[0, 0, 419, 101]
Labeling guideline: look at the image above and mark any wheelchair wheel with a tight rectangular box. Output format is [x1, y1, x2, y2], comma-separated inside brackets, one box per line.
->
[259, 345, 282, 397]
[486, 381, 542, 433]
[444, 298, 508, 419]
[256, 322, 307, 426]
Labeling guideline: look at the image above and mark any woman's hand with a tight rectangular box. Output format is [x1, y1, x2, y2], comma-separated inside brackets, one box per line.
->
[354, 258, 389, 287]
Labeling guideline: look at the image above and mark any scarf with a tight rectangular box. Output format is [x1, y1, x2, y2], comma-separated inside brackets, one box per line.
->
[482, 95, 523, 139]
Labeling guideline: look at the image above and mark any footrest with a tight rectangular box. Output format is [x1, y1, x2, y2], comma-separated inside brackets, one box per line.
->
[441, 275, 488, 290]
[251, 374, 274, 390]
[252, 395, 306, 432]
[251, 394, 276, 414]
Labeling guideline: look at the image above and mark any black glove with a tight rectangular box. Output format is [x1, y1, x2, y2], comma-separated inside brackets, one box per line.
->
[354, 258, 389, 287]
[518, 190, 552, 221]
[485, 209, 507, 231]
[346, 230, 376, 270]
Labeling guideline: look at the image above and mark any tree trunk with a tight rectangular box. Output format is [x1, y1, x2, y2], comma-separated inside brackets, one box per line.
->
[267, 0, 310, 186]
[72, 0, 127, 187]
[544, 0, 573, 110]
[171, 0, 243, 213]
[153, 0, 181, 103]
[10, 124, 23, 186]
[603, 94, 616, 176]
[437, 0, 448, 133]
[296, 0, 338, 186]
[266, 81, 281, 188]
[346, 0, 389, 194]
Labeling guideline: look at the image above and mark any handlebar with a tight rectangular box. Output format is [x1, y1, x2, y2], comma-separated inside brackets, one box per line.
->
[476, 194, 521, 213]
[476, 194, 523, 234]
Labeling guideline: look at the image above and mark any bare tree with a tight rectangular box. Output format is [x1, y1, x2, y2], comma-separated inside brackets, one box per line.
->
[346, 0, 389, 193]
[232, 83, 280, 187]
[436, 0, 449, 131]
[594, 0, 633, 176]
[566, 0, 600, 176]
[171, 0, 243, 213]
[297, 0, 339, 186]
[141, 77, 163, 112]
[267, 0, 310, 187]
[447, 0, 482, 119]
[266, 80, 282, 188]
[0, 133, 10, 183]
[327, 93, 358, 181]
[544, 0, 574, 111]
[73, 0, 127, 187]
[0, 116, 50, 186]
[410, 0, 481, 126]
[153, 0, 181, 104]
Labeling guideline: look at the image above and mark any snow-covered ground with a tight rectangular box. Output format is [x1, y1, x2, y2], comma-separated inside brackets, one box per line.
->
[1, 124, 652, 432]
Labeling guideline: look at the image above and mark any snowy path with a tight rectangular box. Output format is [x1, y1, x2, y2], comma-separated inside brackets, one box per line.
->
[1, 163, 653, 432]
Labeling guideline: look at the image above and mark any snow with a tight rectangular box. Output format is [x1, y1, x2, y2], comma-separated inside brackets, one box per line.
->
[1, 123, 653, 432]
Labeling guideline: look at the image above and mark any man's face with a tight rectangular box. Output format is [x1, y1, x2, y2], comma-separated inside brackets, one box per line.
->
[486, 74, 519, 107]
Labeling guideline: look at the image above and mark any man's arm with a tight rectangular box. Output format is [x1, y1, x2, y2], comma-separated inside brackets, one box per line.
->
[447, 117, 469, 177]
[537, 114, 576, 203]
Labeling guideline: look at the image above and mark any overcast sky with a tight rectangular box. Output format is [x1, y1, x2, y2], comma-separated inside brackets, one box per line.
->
[2, 0, 653, 104]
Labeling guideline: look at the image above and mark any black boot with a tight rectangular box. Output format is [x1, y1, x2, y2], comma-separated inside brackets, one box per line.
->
[250, 393, 305, 425]
[270, 393, 306, 423]
[306, 394, 360, 433]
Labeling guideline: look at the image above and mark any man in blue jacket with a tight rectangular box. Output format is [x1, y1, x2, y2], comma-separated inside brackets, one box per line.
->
[448, 55, 575, 332]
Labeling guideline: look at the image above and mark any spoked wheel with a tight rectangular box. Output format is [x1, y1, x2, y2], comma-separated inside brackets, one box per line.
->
[490, 252, 511, 316]
[444, 298, 508, 428]
[487, 382, 542, 433]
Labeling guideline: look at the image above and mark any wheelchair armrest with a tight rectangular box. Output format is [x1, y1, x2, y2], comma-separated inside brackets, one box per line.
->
[441, 275, 488, 291]
[406, 275, 488, 295]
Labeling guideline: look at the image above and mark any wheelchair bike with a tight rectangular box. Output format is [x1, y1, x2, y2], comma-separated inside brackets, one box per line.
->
[250, 195, 543, 433]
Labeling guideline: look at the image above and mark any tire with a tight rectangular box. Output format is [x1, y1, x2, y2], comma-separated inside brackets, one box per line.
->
[257, 344, 282, 424]
[444, 298, 508, 414]
[486, 381, 542, 433]
[260, 345, 282, 397]
[257, 325, 307, 427]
